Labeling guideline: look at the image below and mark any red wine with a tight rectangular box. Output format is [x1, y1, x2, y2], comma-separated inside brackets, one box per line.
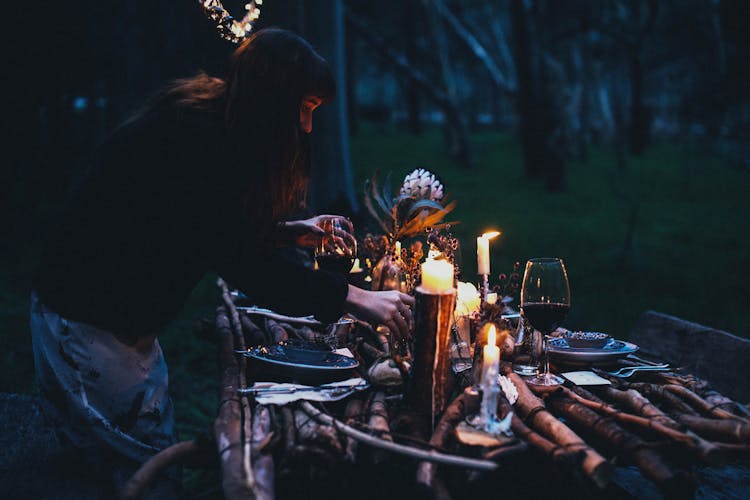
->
[316, 254, 355, 275]
[521, 302, 570, 334]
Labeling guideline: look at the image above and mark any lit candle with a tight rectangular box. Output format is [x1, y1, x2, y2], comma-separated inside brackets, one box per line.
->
[483, 324, 500, 385]
[350, 258, 362, 273]
[420, 259, 454, 294]
[477, 231, 500, 276]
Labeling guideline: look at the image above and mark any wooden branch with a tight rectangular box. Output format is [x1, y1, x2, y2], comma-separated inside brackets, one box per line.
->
[299, 402, 498, 471]
[625, 382, 700, 416]
[500, 386, 581, 466]
[239, 314, 265, 347]
[548, 396, 694, 497]
[663, 384, 750, 424]
[416, 393, 467, 493]
[674, 414, 750, 444]
[281, 406, 296, 453]
[218, 279, 255, 499]
[119, 439, 201, 500]
[264, 318, 290, 344]
[366, 391, 392, 464]
[294, 408, 344, 455]
[595, 386, 676, 427]
[344, 397, 365, 463]
[507, 372, 612, 488]
[560, 388, 722, 464]
[251, 405, 274, 500]
[433, 0, 515, 92]
[213, 304, 257, 498]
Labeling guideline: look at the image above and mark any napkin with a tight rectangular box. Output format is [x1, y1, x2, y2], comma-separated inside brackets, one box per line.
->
[247, 377, 367, 405]
[561, 371, 612, 386]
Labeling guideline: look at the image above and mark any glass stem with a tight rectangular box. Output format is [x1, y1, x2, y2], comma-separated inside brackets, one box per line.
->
[542, 334, 550, 376]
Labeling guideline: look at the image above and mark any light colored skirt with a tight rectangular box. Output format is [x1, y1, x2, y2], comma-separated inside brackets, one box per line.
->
[29, 291, 176, 463]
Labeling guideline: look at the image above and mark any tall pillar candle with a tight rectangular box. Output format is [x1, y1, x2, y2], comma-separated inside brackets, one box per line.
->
[409, 278, 456, 431]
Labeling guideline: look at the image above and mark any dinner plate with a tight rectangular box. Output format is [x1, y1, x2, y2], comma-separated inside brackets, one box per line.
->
[548, 337, 639, 366]
[240, 345, 359, 385]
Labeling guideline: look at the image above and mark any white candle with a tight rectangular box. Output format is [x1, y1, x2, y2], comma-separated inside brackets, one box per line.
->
[420, 259, 454, 294]
[483, 324, 500, 385]
[477, 231, 500, 276]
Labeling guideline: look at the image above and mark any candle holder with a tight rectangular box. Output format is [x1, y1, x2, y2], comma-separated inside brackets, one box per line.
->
[408, 285, 456, 431]
[467, 362, 506, 434]
[479, 273, 490, 303]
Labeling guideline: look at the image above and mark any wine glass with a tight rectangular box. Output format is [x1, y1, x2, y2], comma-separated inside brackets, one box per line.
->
[520, 258, 570, 386]
[315, 219, 357, 275]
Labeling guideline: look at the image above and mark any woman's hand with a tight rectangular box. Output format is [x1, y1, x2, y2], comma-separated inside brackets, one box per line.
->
[279, 215, 355, 252]
[345, 285, 415, 342]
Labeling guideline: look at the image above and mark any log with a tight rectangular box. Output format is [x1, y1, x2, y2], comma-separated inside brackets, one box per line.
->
[625, 382, 700, 416]
[251, 405, 274, 500]
[662, 384, 750, 424]
[264, 318, 290, 344]
[675, 414, 750, 443]
[416, 393, 468, 494]
[596, 387, 676, 428]
[593, 386, 725, 463]
[344, 397, 365, 463]
[548, 396, 695, 497]
[294, 408, 344, 455]
[366, 391, 392, 464]
[119, 439, 202, 500]
[299, 402, 498, 471]
[213, 305, 257, 498]
[281, 406, 296, 453]
[409, 287, 457, 430]
[219, 280, 255, 500]
[560, 388, 723, 464]
[239, 314, 265, 347]
[507, 372, 612, 488]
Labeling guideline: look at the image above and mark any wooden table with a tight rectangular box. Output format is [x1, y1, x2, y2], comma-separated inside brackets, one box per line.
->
[121, 284, 750, 499]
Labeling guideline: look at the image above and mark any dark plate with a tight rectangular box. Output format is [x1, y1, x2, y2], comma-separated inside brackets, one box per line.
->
[240, 345, 359, 385]
[548, 337, 638, 367]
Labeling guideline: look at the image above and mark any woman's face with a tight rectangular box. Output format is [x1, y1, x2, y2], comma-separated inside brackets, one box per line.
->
[299, 96, 323, 134]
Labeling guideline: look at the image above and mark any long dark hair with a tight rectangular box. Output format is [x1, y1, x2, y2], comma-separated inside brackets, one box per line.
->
[148, 29, 335, 228]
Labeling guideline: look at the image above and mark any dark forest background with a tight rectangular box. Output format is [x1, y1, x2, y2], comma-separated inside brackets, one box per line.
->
[1, 4, 749, 487]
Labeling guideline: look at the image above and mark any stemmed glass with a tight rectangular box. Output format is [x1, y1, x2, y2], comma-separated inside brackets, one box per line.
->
[315, 219, 357, 275]
[520, 258, 570, 386]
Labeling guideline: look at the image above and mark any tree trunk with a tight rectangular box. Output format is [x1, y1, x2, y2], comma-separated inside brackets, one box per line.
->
[404, 0, 422, 135]
[510, 0, 543, 179]
[425, 1, 472, 167]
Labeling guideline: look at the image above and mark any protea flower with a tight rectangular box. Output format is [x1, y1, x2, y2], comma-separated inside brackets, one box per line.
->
[364, 169, 457, 242]
[399, 168, 444, 202]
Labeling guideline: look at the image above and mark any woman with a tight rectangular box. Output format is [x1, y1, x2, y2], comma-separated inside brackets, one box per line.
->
[30, 28, 413, 493]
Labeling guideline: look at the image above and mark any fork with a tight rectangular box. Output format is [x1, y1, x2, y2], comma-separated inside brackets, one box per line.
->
[606, 364, 670, 378]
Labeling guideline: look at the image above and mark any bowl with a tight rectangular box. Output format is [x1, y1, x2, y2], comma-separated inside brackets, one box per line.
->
[562, 331, 611, 349]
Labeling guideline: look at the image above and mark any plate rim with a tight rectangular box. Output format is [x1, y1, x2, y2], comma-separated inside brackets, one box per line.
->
[241, 345, 359, 371]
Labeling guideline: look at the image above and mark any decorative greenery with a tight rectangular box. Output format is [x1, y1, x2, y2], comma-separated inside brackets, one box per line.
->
[363, 168, 457, 243]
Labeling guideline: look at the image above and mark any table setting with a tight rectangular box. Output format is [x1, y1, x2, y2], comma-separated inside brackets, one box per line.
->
[122, 168, 750, 499]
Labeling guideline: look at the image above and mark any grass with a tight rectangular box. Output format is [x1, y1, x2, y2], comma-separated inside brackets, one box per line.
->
[350, 124, 750, 339]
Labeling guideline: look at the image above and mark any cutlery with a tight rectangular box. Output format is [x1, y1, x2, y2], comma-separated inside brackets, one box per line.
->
[237, 382, 369, 396]
[605, 364, 670, 378]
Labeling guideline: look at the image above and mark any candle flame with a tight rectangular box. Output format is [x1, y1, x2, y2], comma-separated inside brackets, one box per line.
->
[487, 324, 497, 346]
[482, 231, 501, 240]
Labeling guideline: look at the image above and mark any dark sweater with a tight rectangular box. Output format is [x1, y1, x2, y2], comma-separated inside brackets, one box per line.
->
[33, 103, 348, 338]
